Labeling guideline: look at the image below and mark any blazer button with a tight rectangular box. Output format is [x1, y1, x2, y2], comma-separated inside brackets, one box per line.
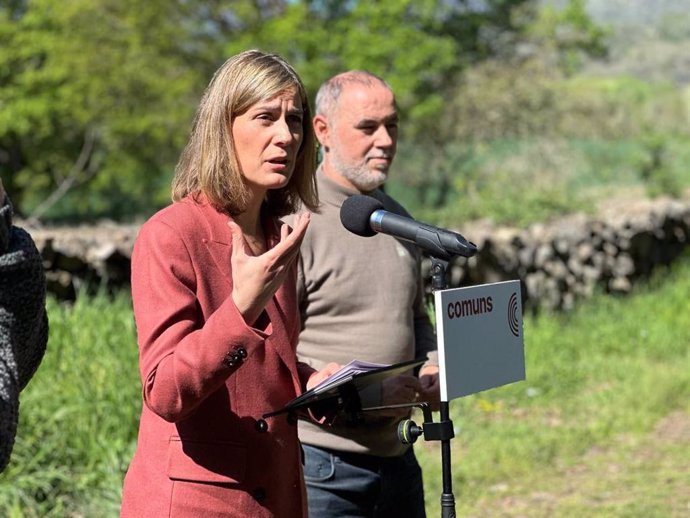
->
[236, 346, 247, 359]
[222, 352, 239, 368]
[255, 419, 268, 433]
[252, 487, 266, 502]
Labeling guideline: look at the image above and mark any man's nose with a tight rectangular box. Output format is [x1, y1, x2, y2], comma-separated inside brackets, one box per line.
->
[374, 125, 394, 148]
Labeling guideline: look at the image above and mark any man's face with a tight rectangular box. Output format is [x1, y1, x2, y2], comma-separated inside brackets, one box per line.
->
[323, 83, 398, 192]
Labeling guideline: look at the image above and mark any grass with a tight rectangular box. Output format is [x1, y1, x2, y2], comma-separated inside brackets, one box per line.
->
[0, 256, 689, 517]
[416, 254, 690, 517]
[0, 292, 140, 518]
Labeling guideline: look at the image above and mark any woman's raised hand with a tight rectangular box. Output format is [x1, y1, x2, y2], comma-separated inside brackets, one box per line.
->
[229, 212, 310, 325]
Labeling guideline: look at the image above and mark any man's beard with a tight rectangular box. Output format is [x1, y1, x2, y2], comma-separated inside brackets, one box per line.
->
[330, 150, 390, 192]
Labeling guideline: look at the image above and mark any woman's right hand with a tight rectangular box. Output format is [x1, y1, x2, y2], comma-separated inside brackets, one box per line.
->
[229, 212, 310, 325]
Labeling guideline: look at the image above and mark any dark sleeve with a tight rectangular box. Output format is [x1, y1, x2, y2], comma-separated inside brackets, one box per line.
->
[0, 194, 48, 390]
[0, 192, 11, 253]
[413, 268, 438, 367]
[0, 194, 49, 472]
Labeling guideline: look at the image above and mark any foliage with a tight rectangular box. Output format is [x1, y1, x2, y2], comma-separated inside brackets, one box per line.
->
[1, 0, 686, 229]
[389, 62, 690, 225]
[389, 0, 613, 219]
[0, 0, 212, 220]
[527, 0, 609, 74]
[0, 0, 537, 220]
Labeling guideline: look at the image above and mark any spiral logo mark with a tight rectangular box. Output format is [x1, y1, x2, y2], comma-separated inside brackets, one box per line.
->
[508, 292, 520, 337]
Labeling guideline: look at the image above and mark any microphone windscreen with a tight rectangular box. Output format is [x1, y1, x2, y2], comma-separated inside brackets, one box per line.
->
[340, 195, 384, 237]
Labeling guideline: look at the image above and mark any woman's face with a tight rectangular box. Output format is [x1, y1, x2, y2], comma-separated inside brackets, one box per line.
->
[232, 87, 304, 195]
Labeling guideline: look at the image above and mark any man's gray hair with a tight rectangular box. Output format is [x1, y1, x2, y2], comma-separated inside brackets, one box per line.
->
[315, 70, 392, 118]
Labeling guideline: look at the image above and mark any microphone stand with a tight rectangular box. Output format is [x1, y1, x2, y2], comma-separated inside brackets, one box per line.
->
[360, 256, 458, 518]
[429, 256, 457, 518]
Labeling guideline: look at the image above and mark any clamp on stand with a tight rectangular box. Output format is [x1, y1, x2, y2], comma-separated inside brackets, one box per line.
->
[360, 399, 457, 518]
[396, 400, 456, 518]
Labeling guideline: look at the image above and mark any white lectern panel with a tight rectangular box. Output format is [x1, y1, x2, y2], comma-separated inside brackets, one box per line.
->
[434, 280, 525, 401]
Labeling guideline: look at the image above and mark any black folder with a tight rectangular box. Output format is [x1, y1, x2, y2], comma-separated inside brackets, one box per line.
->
[263, 357, 426, 418]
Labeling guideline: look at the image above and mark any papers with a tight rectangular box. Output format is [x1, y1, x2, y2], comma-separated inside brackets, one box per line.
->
[310, 359, 389, 393]
[262, 357, 426, 418]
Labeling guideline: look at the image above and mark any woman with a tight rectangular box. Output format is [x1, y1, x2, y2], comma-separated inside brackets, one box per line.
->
[120, 50, 338, 518]
[0, 179, 48, 473]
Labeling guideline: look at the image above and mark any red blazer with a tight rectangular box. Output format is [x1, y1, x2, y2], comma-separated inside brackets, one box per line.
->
[121, 196, 314, 518]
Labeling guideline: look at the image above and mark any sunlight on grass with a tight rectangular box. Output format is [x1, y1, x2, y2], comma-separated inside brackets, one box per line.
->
[418, 256, 690, 517]
[0, 291, 140, 518]
[0, 257, 688, 517]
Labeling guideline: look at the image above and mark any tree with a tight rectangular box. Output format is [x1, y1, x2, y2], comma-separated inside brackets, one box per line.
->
[221, 0, 535, 138]
[0, 0, 214, 219]
[0, 0, 544, 220]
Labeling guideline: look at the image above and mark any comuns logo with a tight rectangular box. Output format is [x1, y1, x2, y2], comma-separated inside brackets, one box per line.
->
[508, 292, 520, 337]
[447, 296, 493, 319]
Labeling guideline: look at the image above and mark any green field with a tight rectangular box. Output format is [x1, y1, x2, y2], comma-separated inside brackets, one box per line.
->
[1, 256, 689, 517]
[418, 255, 690, 517]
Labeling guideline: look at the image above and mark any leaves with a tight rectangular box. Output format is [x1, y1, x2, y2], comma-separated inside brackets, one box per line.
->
[0, 0, 601, 220]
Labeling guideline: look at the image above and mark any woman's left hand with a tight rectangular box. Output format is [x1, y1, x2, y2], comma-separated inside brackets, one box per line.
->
[305, 362, 342, 391]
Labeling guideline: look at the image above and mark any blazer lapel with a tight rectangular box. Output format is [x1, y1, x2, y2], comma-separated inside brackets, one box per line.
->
[197, 203, 300, 382]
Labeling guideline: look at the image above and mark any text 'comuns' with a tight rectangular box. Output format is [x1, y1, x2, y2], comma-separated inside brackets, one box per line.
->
[447, 297, 494, 319]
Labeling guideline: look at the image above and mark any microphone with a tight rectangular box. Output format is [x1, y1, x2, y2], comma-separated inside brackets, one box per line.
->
[340, 195, 477, 259]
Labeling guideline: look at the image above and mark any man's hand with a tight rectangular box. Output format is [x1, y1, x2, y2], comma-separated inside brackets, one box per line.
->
[417, 364, 441, 411]
[378, 375, 421, 417]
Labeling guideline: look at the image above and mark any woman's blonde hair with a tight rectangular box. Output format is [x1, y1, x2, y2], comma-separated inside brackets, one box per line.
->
[171, 50, 318, 216]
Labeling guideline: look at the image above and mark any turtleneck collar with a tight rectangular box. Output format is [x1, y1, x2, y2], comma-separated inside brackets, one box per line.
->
[317, 166, 377, 209]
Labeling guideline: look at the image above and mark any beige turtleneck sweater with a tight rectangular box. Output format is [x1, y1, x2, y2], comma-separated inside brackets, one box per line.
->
[290, 170, 437, 457]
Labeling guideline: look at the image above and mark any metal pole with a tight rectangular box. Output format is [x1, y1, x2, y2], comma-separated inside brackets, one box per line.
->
[439, 401, 455, 518]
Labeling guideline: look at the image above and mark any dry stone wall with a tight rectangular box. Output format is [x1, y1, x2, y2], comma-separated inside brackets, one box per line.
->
[429, 196, 690, 311]
[22, 196, 690, 311]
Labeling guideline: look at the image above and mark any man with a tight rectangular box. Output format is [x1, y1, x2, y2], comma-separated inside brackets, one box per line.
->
[292, 71, 440, 517]
[0, 179, 48, 472]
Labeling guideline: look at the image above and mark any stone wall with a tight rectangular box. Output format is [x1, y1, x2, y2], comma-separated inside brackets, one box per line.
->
[427, 196, 690, 311]
[23, 196, 690, 310]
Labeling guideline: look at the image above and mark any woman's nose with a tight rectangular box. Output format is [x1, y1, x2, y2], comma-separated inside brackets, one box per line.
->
[274, 119, 296, 146]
